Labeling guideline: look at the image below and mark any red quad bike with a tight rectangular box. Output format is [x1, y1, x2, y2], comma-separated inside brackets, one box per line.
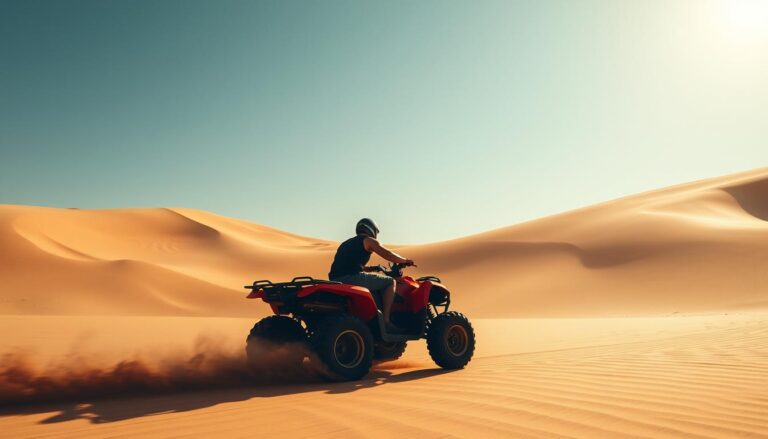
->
[244, 263, 475, 381]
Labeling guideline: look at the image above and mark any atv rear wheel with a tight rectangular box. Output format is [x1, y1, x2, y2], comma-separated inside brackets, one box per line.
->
[246, 316, 307, 370]
[374, 341, 407, 361]
[427, 311, 475, 369]
[309, 315, 373, 381]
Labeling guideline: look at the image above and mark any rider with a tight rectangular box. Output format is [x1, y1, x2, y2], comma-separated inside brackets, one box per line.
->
[329, 218, 415, 331]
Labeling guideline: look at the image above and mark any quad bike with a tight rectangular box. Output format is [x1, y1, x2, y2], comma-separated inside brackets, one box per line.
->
[244, 263, 475, 381]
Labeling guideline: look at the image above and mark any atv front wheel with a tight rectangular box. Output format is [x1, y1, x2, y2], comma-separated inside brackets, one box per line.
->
[309, 315, 373, 381]
[427, 311, 475, 369]
[246, 316, 307, 370]
[374, 341, 407, 361]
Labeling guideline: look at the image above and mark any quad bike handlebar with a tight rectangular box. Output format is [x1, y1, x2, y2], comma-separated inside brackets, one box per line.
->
[368, 262, 415, 278]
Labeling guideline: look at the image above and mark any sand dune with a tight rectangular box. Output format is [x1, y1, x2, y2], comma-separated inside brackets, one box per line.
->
[2, 167, 767, 317]
[0, 206, 332, 316]
[406, 167, 768, 316]
[2, 168, 768, 438]
[2, 313, 766, 438]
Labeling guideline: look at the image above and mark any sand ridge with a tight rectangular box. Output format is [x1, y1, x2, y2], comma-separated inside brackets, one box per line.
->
[1, 314, 766, 438]
[1, 168, 768, 437]
[2, 167, 767, 317]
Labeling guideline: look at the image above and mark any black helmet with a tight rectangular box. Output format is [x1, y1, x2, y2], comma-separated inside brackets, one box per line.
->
[356, 218, 379, 237]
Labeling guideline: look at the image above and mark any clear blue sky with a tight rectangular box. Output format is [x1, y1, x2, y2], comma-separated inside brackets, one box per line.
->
[1, 0, 766, 243]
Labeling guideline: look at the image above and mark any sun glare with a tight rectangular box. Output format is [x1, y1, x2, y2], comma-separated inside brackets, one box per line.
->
[720, 0, 768, 36]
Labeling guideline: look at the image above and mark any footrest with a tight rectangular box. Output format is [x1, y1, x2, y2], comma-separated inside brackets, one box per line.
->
[375, 311, 422, 343]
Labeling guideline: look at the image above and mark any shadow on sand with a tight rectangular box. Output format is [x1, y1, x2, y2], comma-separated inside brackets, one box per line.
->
[1, 367, 451, 425]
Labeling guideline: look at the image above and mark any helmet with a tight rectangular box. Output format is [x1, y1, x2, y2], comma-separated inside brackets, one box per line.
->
[356, 218, 380, 237]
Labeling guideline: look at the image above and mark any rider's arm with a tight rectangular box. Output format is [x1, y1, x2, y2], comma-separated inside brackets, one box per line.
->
[363, 237, 413, 265]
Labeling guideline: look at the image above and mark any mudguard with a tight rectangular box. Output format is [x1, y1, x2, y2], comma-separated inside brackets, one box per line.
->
[395, 279, 429, 313]
[297, 284, 379, 321]
[246, 289, 264, 299]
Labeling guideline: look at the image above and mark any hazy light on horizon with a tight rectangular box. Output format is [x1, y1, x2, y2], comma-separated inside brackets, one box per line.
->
[720, 0, 768, 36]
[0, 0, 766, 244]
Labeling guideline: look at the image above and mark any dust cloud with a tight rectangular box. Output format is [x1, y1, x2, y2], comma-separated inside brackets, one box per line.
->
[0, 336, 312, 405]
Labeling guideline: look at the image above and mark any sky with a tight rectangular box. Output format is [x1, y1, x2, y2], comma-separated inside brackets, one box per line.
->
[1, 0, 766, 244]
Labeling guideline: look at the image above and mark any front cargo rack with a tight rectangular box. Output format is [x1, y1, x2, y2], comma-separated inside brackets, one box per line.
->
[416, 275, 441, 283]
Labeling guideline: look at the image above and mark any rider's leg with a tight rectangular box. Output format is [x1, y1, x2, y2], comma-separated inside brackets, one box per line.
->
[381, 278, 397, 324]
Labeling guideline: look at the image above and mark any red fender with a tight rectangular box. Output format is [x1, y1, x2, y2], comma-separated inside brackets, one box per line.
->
[391, 277, 440, 313]
[246, 289, 264, 299]
[245, 289, 280, 314]
[404, 280, 433, 313]
[297, 284, 379, 321]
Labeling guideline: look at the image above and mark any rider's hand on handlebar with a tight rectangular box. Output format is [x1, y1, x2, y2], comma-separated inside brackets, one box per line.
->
[404, 259, 416, 267]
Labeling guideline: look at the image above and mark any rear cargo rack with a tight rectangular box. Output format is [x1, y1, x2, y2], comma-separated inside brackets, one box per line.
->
[245, 277, 342, 306]
[244, 277, 341, 290]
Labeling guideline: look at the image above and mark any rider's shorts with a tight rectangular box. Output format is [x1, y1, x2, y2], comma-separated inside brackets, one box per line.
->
[332, 272, 393, 297]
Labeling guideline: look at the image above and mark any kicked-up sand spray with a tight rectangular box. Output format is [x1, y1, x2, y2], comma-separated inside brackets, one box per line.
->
[0, 335, 316, 405]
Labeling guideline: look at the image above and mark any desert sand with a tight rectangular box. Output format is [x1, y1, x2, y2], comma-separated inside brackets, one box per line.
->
[1, 167, 767, 437]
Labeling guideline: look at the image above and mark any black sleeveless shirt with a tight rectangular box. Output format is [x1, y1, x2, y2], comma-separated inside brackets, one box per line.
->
[328, 235, 372, 279]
